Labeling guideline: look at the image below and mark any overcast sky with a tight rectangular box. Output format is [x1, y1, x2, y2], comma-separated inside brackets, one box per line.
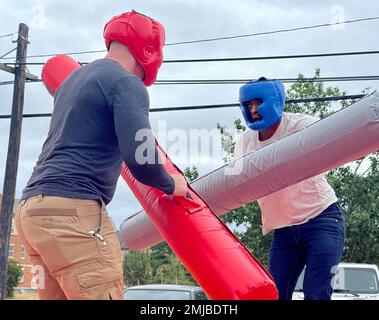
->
[1, 0, 378, 227]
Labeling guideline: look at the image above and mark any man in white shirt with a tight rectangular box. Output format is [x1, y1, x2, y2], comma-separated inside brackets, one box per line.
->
[234, 77, 345, 300]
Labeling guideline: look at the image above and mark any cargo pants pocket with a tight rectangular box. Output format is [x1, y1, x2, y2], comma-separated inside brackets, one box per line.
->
[76, 263, 124, 300]
[28, 209, 102, 274]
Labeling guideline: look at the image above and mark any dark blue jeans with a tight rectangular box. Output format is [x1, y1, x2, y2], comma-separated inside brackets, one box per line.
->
[269, 202, 345, 300]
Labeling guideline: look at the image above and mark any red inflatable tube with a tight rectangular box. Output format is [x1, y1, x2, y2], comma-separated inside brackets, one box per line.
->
[121, 145, 278, 300]
[41, 54, 81, 96]
[42, 54, 278, 299]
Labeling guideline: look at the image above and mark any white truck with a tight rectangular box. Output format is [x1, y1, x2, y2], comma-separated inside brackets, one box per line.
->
[292, 262, 379, 300]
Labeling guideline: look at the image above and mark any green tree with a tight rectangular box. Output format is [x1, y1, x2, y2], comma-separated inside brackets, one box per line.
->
[6, 259, 23, 298]
[217, 69, 378, 266]
[150, 242, 171, 272]
[149, 255, 196, 286]
[328, 152, 379, 264]
[285, 68, 347, 118]
[123, 250, 152, 287]
[184, 166, 199, 182]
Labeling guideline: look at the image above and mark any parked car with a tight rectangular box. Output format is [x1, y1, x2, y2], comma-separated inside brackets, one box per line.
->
[124, 284, 208, 300]
[292, 262, 379, 300]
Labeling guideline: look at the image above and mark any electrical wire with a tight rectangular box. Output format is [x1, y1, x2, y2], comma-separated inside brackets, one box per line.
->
[154, 76, 379, 85]
[0, 33, 14, 39]
[0, 15, 378, 59]
[3, 50, 379, 66]
[166, 16, 379, 46]
[0, 94, 366, 119]
[1, 76, 379, 87]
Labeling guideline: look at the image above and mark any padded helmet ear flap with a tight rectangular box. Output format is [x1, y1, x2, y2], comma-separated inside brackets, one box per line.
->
[239, 78, 285, 131]
[103, 10, 165, 86]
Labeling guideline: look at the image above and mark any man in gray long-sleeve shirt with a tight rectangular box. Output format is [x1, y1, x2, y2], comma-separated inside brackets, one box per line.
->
[15, 11, 188, 300]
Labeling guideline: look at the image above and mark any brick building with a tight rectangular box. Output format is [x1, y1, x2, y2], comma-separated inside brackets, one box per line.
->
[1, 195, 34, 290]
[9, 215, 34, 290]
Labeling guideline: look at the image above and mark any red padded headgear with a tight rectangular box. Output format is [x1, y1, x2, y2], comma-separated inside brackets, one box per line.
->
[103, 10, 165, 86]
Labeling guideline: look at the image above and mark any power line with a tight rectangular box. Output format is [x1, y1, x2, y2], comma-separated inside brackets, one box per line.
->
[2, 76, 379, 86]
[0, 81, 15, 86]
[0, 15, 378, 60]
[0, 94, 366, 119]
[0, 33, 14, 39]
[148, 95, 365, 112]
[163, 51, 379, 63]
[0, 47, 17, 59]
[166, 16, 379, 46]
[0, 79, 41, 86]
[154, 76, 379, 85]
[2, 76, 379, 87]
[0, 49, 107, 60]
[3, 50, 379, 66]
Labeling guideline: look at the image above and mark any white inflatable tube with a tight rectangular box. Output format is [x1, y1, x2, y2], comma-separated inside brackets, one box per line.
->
[119, 93, 379, 250]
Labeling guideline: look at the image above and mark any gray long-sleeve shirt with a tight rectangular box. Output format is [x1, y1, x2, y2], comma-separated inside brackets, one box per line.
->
[22, 59, 174, 204]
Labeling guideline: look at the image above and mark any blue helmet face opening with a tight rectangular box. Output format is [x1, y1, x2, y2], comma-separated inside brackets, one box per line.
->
[239, 78, 285, 131]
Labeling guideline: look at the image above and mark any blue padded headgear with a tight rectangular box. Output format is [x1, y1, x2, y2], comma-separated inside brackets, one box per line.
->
[239, 77, 285, 131]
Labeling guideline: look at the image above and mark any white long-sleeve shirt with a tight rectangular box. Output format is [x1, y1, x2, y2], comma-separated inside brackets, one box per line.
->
[234, 112, 338, 235]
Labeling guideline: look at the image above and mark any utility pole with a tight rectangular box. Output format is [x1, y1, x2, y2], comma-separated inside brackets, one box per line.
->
[0, 23, 30, 300]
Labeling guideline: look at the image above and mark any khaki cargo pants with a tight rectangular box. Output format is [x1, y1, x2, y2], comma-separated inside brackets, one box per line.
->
[15, 195, 124, 300]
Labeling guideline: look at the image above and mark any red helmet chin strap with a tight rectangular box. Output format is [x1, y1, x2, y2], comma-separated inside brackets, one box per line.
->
[103, 10, 165, 86]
